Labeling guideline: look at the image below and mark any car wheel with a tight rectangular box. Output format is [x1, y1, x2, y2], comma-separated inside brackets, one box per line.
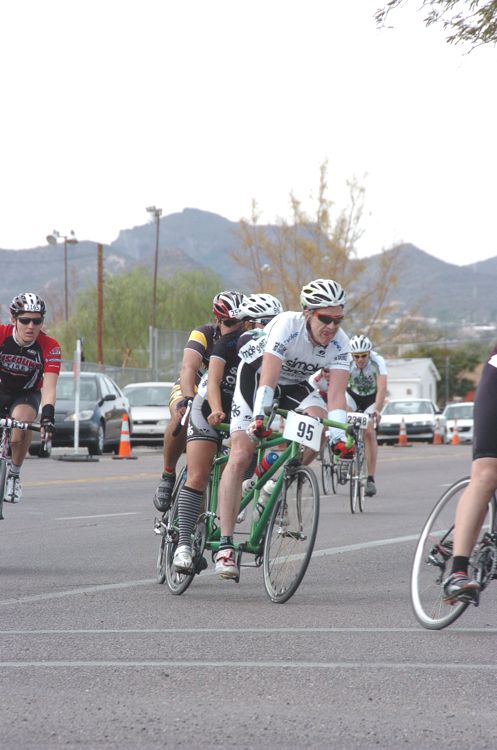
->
[28, 445, 39, 457]
[88, 422, 105, 456]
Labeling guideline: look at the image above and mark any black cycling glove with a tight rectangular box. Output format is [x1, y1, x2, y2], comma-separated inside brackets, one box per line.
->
[40, 404, 56, 435]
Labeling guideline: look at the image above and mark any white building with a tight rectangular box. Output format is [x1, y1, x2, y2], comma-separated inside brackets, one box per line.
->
[384, 358, 441, 403]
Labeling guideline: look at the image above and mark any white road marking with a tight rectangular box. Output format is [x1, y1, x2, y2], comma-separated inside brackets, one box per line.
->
[55, 512, 140, 520]
[1, 626, 496, 634]
[0, 660, 495, 670]
[0, 533, 419, 606]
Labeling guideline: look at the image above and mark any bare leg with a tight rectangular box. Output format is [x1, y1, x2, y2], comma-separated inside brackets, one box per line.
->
[10, 404, 36, 468]
[162, 415, 187, 472]
[217, 431, 254, 537]
[453, 457, 497, 557]
[364, 424, 378, 477]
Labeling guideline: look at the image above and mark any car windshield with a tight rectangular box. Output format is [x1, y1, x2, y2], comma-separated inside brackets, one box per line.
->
[444, 404, 474, 420]
[125, 386, 171, 407]
[57, 377, 98, 401]
[383, 401, 433, 415]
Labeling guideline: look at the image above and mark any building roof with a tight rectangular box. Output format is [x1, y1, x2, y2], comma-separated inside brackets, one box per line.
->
[385, 357, 441, 382]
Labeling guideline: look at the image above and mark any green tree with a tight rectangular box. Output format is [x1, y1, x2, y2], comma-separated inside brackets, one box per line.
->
[375, 1, 497, 47]
[232, 162, 406, 347]
[407, 341, 485, 402]
[51, 267, 222, 367]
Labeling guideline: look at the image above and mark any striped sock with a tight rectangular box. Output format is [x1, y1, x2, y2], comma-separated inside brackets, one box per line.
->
[177, 485, 203, 549]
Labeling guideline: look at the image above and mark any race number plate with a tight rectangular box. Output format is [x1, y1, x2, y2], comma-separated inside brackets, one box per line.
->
[347, 411, 369, 429]
[283, 412, 323, 451]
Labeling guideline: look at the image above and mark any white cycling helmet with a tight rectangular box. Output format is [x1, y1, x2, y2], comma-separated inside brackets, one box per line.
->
[349, 334, 372, 353]
[239, 293, 283, 320]
[300, 278, 347, 309]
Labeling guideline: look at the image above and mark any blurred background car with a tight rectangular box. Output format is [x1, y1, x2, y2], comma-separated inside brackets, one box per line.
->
[442, 401, 474, 444]
[30, 371, 132, 457]
[122, 381, 174, 445]
[377, 398, 447, 444]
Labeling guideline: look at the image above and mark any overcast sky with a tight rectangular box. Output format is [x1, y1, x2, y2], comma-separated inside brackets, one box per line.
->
[2, 0, 496, 265]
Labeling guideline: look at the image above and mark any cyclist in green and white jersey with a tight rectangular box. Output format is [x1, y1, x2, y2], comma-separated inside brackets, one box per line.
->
[347, 335, 387, 497]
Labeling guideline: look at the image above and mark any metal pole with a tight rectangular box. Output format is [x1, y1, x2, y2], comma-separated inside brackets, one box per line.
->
[74, 338, 81, 453]
[64, 238, 68, 321]
[152, 212, 161, 329]
[97, 243, 104, 364]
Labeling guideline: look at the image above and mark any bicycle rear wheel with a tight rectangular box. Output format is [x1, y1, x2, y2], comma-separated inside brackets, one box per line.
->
[321, 443, 336, 495]
[263, 465, 320, 603]
[0, 457, 6, 520]
[156, 514, 168, 584]
[411, 477, 495, 629]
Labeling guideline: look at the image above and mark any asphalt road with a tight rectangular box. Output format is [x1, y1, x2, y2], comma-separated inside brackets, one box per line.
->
[1, 442, 495, 750]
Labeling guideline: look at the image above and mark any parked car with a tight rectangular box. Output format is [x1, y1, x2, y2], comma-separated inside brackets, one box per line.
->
[442, 401, 474, 444]
[377, 398, 447, 444]
[30, 372, 132, 457]
[122, 381, 174, 445]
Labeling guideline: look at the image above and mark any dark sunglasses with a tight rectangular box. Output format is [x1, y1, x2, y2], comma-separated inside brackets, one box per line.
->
[17, 317, 44, 326]
[314, 312, 344, 326]
[219, 318, 240, 328]
[353, 353, 368, 359]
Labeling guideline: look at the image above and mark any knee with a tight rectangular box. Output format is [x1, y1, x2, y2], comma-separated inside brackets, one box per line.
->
[228, 444, 253, 474]
[472, 463, 497, 493]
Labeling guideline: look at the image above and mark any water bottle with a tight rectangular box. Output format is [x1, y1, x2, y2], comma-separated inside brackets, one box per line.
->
[255, 451, 279, 478]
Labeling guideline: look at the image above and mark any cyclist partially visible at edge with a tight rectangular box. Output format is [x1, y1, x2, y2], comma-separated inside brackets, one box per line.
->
[215, 278, 352, 580]
[0, 293, 61, 503]
[153, 290, 246, 515]
[442, 347, 497, 602]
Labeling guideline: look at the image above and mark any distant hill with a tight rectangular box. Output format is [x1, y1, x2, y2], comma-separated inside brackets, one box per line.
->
[1, 208, 496, 324]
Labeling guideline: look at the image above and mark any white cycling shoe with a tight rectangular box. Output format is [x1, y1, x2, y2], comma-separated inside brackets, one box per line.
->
[173, 545, 193, 572]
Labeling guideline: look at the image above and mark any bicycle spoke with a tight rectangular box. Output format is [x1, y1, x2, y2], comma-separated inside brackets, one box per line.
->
[263, 466, 319, 603]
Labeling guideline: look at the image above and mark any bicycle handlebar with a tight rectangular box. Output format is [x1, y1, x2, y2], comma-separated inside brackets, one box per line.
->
[0, 418, 41, 432]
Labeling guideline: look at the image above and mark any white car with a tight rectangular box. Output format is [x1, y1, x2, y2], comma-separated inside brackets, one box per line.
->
[378, 398, 447, 444]
[122, 381, 174, 445]
[442, 401, 474, 444]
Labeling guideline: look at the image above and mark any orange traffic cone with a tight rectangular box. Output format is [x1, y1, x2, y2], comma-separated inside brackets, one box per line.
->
[395, 417, 411, 447]
[112, 413, 137, 460]
[451, 418, 460, 446]
[433, 417, 443, 445]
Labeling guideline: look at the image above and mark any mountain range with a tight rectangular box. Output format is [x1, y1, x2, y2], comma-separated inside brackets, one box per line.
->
[1, 207, 495, 325]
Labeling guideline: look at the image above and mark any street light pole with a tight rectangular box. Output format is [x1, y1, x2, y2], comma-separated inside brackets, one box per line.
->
[46, 229, 78, 321]
[97, 242, 104, 364]
[146, 206, 162, 329]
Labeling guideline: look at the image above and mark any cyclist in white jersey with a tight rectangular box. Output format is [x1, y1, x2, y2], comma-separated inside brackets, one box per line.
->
[347, 334, 387, 497]
[215, 278, 352, 579]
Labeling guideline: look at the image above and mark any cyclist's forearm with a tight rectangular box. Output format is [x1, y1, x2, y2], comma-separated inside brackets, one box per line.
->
[375, 376, 387, 412]
[179, 350, 202, 397]
[41, 372, 57, 407]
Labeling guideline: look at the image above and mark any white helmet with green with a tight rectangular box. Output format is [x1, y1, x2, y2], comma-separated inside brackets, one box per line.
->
[349, 334, 372, 354]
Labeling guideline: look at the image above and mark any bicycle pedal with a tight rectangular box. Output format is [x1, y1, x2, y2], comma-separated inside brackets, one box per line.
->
[195, 556, 208, 574]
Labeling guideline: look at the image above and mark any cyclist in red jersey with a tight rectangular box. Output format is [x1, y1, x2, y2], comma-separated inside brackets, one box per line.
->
[0, 293, 61, 503]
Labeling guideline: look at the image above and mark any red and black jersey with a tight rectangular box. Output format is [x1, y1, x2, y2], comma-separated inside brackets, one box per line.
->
[0, 325, 61, 393]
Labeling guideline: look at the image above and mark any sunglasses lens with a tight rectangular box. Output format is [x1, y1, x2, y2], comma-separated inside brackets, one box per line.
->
[317, 314, 343, 325]
[18, 317, 43, 325]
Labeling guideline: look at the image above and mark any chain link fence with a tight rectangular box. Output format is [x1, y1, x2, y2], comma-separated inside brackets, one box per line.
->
[61, 328, 191, 388]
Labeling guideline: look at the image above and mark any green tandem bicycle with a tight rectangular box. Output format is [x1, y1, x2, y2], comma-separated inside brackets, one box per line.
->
[155, 408, 355, 603]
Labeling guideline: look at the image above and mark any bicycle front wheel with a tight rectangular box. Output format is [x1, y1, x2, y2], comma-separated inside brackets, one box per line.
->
[410, 477, 495, 629]
[349, 452, 362, 514]
[321, 443, 336, 495]
[164, 475, 196, 596]
[263, 465, 320, 603]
